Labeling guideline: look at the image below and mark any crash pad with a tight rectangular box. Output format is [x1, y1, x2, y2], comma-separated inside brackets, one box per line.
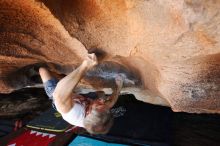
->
[7, 129, 56, 146]
[83, 94, 172, 146]
[68, 135, 129, 146]
[0, 126, 77, 146]
[27, 107, 70, 132]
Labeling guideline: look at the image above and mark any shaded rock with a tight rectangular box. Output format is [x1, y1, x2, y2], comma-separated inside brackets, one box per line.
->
[0, 88, 51, 118]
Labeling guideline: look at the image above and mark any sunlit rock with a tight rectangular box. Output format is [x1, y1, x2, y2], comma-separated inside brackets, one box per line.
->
[0, 0, 220, 113]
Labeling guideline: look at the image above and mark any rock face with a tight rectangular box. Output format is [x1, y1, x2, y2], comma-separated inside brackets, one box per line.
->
[0, 0, 220, 113]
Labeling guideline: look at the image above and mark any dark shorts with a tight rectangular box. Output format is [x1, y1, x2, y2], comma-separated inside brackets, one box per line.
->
[43, 78, 100, 109]
[43, 78, 58, 109]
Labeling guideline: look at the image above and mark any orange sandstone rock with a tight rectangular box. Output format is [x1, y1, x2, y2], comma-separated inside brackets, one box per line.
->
[0, 0, 220, 113]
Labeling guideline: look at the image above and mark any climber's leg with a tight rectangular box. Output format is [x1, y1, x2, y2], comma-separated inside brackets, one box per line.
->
[39, 67, 58, 101]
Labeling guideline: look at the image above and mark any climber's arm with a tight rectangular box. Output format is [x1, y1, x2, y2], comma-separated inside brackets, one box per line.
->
[104, 76, 123, 108]
[53, 54, 97, 113]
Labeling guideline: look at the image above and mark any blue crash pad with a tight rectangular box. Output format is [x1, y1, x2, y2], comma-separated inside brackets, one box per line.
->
[68, 135, 129, 146]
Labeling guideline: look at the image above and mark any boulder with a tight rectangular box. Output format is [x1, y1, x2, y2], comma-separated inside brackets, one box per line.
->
[0, 0, 220, 113]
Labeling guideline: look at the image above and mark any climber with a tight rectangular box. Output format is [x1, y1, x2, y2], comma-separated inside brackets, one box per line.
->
[38, 53, 123, 134]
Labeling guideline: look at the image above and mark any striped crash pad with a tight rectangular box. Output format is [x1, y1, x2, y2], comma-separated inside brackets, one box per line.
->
[69, 135, 129, 146]
[7, 129, 56, 146]
[1, 127, 77, 146]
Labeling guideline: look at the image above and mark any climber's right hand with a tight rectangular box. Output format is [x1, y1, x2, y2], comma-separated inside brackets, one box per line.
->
[83, 53, 98, 69]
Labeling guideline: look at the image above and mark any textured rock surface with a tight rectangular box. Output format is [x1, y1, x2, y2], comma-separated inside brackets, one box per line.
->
[0, 0, 220, 113]
[0, 88, 50, 117]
